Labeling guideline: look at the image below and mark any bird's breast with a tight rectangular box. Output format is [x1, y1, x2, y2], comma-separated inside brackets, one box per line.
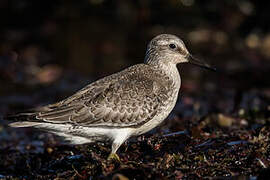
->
[132, 67, 181, 136]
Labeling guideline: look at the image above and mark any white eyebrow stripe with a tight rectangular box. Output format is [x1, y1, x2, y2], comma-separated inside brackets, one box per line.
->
[157, 40, 169, 45]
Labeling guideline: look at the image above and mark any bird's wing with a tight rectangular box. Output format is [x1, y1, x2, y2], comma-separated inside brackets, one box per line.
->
[32, 64, 173, 128]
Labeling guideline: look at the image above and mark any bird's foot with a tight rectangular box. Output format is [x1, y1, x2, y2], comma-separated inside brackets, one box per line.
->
[107, 153, 121, 162]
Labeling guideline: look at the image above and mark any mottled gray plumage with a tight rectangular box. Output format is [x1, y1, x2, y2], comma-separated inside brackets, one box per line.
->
[9, 34, 214, 158]
[36, 64, 175, 127]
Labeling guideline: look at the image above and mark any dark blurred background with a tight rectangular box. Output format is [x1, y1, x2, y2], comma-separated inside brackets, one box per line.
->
[0, 0, 269, 120]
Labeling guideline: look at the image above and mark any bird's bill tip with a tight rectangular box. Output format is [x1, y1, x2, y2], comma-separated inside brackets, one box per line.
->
[187, 54, 216, 71]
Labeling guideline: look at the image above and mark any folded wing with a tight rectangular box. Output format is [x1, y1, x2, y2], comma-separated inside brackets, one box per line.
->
[27, 64, 171, 128]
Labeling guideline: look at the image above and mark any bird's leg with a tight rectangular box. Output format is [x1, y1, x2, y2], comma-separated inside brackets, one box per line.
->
[107, 132, 129, 161]
[107, 141, 122, 161]
[107, 145, 121, 161]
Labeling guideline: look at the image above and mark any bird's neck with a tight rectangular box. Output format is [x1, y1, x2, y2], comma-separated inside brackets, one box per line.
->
[150, 61, 181, 89]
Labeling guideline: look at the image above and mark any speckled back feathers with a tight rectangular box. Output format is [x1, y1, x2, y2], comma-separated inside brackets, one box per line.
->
[33, 64, 176, 128]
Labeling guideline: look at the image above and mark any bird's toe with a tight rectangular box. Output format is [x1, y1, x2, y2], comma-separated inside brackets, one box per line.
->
[107, 153, 121, 162]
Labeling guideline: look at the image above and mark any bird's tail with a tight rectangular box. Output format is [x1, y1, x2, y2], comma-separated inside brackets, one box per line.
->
[5, 111, 39, 127]
[9, 121, 42, 127]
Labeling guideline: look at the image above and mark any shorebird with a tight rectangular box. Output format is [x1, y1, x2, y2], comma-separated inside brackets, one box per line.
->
[8, 34, 215, 160]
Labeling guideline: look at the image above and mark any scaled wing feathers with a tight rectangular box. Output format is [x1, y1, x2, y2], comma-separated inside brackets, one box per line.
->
[24, 64, 173, 127]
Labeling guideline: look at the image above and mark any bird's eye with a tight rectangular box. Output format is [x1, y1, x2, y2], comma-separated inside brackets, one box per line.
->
[169, 43, 177, 49]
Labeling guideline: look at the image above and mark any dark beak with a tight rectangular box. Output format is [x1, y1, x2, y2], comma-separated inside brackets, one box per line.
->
[187, 54, 216, 71]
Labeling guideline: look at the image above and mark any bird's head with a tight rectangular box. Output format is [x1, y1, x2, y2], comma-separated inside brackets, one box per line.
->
[144, 34, 215, 71]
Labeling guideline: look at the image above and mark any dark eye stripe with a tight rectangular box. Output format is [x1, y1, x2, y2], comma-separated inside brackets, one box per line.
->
[179, 48, 186, 55]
